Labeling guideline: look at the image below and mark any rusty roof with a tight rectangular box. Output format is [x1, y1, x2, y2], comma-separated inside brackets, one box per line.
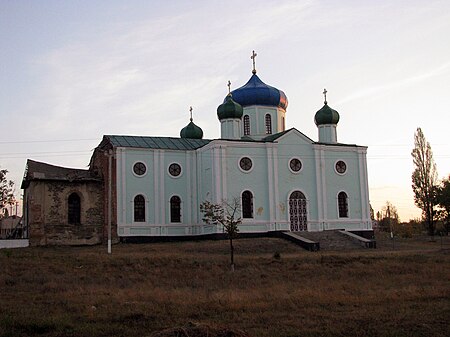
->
[21, 160, 101, 189]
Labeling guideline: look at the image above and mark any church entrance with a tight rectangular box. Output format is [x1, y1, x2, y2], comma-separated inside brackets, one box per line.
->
[289, 191, 307, 231]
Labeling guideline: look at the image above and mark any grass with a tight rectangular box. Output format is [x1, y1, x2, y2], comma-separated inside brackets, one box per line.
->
[1, 234, 449, 337]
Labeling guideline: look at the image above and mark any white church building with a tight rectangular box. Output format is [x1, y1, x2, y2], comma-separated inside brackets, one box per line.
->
[92, 61, 372, 239]
[22, 55, 372, 246]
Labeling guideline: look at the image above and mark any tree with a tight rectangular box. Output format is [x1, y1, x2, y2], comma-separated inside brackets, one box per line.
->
[377, 201, 400, 232]
[0, 169, 15, 218]
[411, 128, 438, 236]
[200, 198, 241, 271]
[436, 175, 450, 235]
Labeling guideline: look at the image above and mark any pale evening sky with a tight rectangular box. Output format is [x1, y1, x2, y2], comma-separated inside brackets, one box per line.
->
[1, 0, 449, 221]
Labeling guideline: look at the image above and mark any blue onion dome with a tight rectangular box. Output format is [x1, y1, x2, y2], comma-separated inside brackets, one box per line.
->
[314, 101, 340, 126]
[217, 94, 244, 120]
[180, 118, 203, 139]
[228, 74, 288, 111]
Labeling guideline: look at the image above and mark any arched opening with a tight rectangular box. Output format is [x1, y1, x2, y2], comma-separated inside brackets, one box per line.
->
[134, 195, 145, 222]
[289, 191, 307, 231]
[170, 196, 181, 223]
[68, 192, 81, 224]
[338, 192, 349, 218]
[242, 190, 253, 218]
[265, 114, 272, 134]
[243, 115, 250, 136]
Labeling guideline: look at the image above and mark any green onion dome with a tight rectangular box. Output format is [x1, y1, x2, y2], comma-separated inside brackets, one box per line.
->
[314, 102, 340, 126]
[217, 94, 244, 120]
[180, 119, 203, 139]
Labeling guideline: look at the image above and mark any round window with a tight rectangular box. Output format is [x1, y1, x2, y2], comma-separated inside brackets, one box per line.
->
[168, 163, 182, 177]
[239, 157, 253, 171]
[289, 158, 302, 172]
[335, 160, 347, 174]
[133, 162, 146, 176]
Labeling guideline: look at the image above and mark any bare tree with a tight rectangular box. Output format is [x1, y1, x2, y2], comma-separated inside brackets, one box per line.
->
[0, 169, 15, 218]
[411, 128, 438, 236]
[378, 201, 400, 232]
[200, 198, 241, 271]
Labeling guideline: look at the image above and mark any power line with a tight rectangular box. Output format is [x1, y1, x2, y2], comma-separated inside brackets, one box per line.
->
[0, 138, 98, 144]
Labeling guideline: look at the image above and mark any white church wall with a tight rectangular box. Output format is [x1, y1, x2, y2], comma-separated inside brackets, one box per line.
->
[274, 132, 319, 226]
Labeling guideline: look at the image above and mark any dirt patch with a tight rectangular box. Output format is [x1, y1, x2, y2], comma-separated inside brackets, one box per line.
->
[149, 322, 250, 337]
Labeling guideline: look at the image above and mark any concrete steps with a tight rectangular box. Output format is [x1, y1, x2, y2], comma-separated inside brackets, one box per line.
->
[292, 230, 369, 251]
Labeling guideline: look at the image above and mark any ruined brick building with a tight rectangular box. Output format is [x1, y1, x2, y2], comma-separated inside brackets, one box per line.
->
[21, 160, 105, 245]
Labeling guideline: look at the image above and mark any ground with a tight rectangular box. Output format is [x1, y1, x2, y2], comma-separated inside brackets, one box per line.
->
[1, 234, 449, 337]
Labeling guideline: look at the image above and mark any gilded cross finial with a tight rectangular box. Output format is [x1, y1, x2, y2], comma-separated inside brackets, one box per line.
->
[227, 80, 231, 95]
[251, 50, 257, 74]
[323, 88, 328, 104]
[189, 106, 193, 121]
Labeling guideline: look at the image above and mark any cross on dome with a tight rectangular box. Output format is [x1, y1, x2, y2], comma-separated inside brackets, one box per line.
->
[189, 106, 193, 121]
[251, 50, 257, 74]
[227, 80, 231, 95]
[323, 88, 328, 104]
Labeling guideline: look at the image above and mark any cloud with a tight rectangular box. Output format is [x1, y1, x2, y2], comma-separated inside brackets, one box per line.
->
[336, 64, 450, 107]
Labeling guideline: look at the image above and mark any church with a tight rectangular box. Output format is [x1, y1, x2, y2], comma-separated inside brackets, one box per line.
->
[21, 54, 372, 246]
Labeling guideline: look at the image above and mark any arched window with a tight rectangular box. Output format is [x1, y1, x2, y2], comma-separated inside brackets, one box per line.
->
[338, 192, 349, 218]
[68, 193, 81, 224]
[170, 196, 181, 223]
[282, 117, 285, 131]
[242, 190, 253, 218]
[134, 195, 145, 222]
[265, 114, 272, 134]
[243, 115, 250, 136]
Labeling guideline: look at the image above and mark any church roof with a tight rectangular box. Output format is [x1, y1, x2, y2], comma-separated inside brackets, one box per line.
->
[314, 102, 340, 126]
[96, 130, 362, 153]
[101, 135, 211, 150]
[228, 74, 288, 110]
[21, 159, 100, 189]
[217, 94, 244, 120]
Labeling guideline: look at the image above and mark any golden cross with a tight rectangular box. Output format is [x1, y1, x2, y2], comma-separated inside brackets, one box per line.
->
[323, 88, 327, 104]
[251, 50, 257, 74]
[227, 80, 231, 94]
[189, 106, 193, 121]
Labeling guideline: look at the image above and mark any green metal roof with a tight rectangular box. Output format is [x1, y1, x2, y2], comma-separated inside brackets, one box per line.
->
[98, 130, 362, 151]
[103, 135, 211, 150]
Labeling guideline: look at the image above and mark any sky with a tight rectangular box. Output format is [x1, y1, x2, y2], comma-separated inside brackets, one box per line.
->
[1, 0, 449, 220]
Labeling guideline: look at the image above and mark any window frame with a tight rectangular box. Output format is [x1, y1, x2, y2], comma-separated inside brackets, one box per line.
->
[338, 191, 349, 218]
[132, 161, 147, 177]
[133, 194, 146, 223]
[238, 156, 254, 173]
[68, 192, 81, 224]
[243, 115, 250, 136]
[241, 190, 254, 219]
[170, 195, 182, 223]
[334, 160, 347, 175]
[265, 114, 272, 134]
[168, 163, 183, 178]
[288, 157, 303, 174]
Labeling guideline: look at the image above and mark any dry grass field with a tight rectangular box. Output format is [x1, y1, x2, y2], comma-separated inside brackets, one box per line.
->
[1, 234, 449, 337]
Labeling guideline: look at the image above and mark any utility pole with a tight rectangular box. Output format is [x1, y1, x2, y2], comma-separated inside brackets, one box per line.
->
[107, 149, 113, 254]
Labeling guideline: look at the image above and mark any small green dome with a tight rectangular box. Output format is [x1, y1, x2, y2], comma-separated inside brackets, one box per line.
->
[180, 119, 203, 139]
[217, 95, 243, 120]
[314, 102, 340, 126]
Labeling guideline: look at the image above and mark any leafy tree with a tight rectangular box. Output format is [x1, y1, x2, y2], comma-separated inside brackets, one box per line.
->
[200, 198, 241, 271]
[411, 128, 438, 236]
[0, 169, 15, 218]
[436, 175, 450, 235]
